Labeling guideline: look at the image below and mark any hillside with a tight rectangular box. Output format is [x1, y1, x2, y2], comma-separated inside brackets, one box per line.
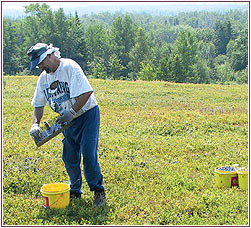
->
[2, 77, 248, 225]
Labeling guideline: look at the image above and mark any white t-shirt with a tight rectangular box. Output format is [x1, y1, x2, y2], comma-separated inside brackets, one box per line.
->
[31, 58, 97, 118]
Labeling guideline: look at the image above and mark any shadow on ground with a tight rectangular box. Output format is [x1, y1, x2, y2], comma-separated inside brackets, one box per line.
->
[38, 197, 112, 225]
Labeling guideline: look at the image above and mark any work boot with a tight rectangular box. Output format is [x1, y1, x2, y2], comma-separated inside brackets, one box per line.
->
[93, 190, 106, 208]
[70, 191, 82, 199]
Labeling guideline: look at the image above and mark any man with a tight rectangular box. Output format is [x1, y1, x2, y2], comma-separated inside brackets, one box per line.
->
[27, 43, 105, 207]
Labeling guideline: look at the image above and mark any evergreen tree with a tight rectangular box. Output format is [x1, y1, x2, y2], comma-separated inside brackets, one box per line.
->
[3, 18, 18, 74]
[171, 28, 199, 83]
[138, 63, 156, 81]
[65, 12, 86, 69]
[110, 15, 136, 77]
[53, 8, 68, 54]
[84, 22, 110, 76]
[227, 27, 248, 71]
[108, 54, 125, 79]
[129, 27, 152, 75]
[2, 4, 248, 84]
[214, 20, 232, 55]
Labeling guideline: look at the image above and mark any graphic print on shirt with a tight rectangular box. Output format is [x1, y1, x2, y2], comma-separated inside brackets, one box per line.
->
[43, 80, 71, 114]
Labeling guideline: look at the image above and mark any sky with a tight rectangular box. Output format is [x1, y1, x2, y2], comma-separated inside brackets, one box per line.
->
[2, 1, 248, 10]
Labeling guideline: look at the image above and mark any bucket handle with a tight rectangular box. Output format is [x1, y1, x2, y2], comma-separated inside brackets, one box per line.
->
[42, 196, 50, 208]
[42, 193, 64, 209]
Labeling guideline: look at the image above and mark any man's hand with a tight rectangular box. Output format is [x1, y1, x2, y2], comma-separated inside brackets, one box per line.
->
[57, 109, 75, 123]
[29, 123, 40, 137]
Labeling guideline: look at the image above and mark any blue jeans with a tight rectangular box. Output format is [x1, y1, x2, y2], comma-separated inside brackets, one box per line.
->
[62, 105, 104, 193]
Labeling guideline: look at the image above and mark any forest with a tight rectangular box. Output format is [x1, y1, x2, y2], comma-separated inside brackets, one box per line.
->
[3, 3, 249, 84]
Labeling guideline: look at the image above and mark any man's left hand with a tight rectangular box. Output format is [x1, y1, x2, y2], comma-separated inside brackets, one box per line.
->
[57, 109, 74, 123]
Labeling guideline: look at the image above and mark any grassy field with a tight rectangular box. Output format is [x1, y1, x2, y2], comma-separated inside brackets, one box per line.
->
[2, 76, 249, 225]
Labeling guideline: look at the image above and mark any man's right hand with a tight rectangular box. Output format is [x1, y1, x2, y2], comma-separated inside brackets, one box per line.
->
[29, 123, 40, 137]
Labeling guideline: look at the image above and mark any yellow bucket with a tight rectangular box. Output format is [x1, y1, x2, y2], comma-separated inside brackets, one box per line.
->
[40, 183, 70, 209]
[215, 167, 238, 188]
[237, 170, 248, 190]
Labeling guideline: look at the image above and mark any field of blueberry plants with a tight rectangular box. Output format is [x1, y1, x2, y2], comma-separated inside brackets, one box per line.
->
[2, 76, 249, 225]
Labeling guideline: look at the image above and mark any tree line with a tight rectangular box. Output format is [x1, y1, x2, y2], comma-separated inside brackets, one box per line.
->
[3, 3, 248, 84]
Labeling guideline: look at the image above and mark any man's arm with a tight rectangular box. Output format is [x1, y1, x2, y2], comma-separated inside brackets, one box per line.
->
[57, 91, 93, 123]
[32, 107, 44, 125]
[71, 91, 93, 113]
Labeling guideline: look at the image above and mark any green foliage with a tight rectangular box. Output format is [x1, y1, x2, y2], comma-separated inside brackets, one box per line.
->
[108, 54, 125, 80]
[234, 66, 248, 84]
[64, 12, 86, 68]
[195, 59, 210, 84]
[197, 40, 216, 68]
[110, 15, 137, 76]
[215, 62, 235, 84]
[227, 28, 248, 71]
[84, 22, 109, 63]
[3, 76, 7, 89]
[169, 28, 200, 83]
[213, 20, 233, 55]
[3, 18, 18, 74]
[3, 77, 248, 225]
[3, 4, 86, 74]
[87, 57, 107, 79]
[2, 4, 248, 84]
[129, 27, 152, 75]
[138, 63, 156, 81]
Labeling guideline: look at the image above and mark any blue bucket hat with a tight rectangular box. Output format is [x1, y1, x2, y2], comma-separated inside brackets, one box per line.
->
[27, 43, 54, 70]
